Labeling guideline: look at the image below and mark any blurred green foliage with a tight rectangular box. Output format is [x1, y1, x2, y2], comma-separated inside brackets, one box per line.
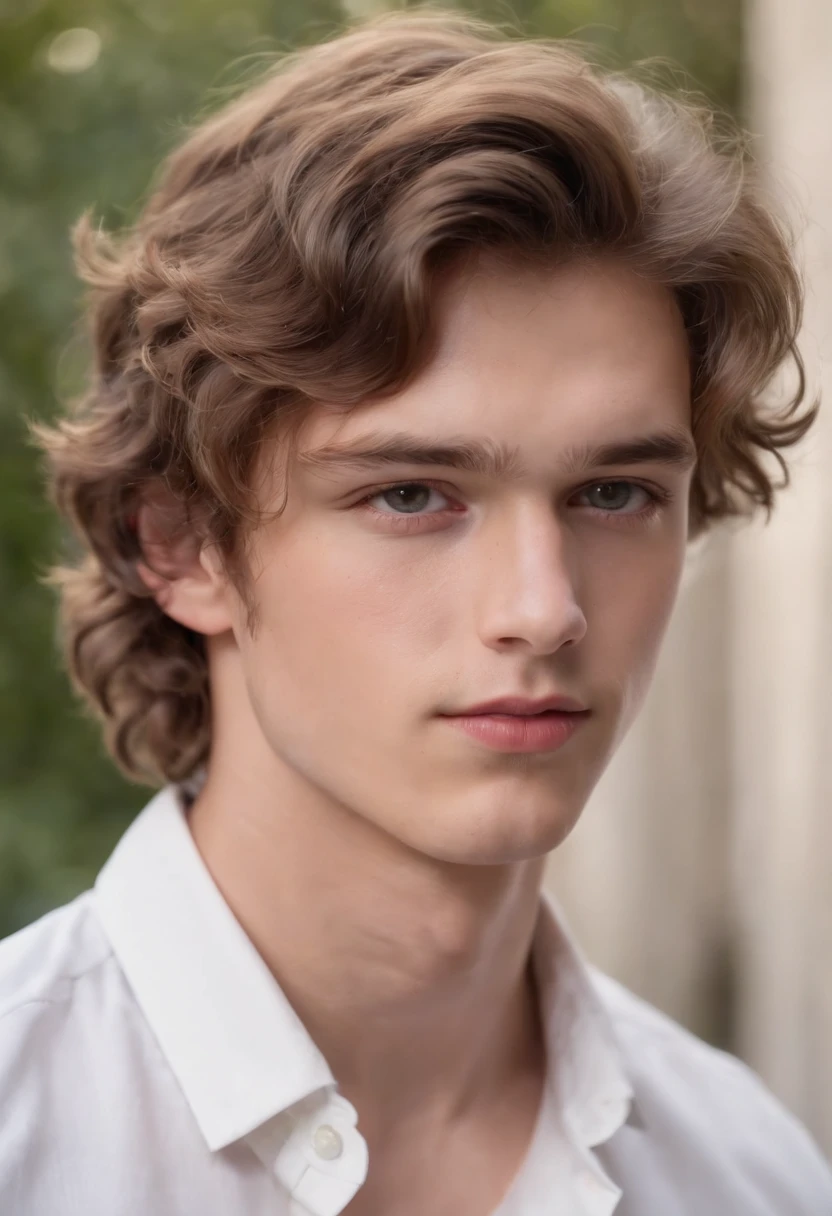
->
[0, 0, 740, 938]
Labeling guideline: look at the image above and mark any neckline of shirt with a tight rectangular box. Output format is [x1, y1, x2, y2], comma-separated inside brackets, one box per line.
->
[92, 785, 634, 1167]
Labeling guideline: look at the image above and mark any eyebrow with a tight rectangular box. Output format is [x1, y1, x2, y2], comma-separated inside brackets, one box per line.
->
[297, 428, 698, 480]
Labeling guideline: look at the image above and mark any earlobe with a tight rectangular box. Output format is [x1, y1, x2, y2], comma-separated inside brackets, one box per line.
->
[137, 554, 234, 637]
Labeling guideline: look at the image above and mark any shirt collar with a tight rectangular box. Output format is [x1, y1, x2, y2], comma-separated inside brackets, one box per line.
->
[94, 786, 634, 1156]
[532, 888, 636, 1148]
[94, 786, 336, 1150]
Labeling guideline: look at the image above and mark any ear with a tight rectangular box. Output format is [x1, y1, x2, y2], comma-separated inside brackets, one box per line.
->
[135, 485, 234, 637]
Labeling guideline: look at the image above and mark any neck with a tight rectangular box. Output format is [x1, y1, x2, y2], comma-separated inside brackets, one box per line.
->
[187, 755, 548, 1134]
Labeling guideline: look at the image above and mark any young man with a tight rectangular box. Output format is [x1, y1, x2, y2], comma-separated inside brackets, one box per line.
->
[2, 9, 830, 1215]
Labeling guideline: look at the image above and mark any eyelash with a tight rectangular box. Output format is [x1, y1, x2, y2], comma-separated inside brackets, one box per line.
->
[355, 479, 673, 532]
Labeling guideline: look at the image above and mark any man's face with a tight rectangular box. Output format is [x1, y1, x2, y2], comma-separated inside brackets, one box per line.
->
[224, 256, 694, 864]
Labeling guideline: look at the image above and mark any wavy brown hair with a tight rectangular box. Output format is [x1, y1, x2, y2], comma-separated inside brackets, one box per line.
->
[35, 9, 815, 788]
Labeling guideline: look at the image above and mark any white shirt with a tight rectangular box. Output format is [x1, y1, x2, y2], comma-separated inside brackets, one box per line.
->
[0, 787, 830, 1215]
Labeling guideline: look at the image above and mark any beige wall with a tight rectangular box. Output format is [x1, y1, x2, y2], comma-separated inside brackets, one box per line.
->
[546, 0, 832, 1151]
[736, 0, 832, 1149]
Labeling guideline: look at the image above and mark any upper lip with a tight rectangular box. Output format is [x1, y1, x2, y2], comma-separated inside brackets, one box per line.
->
[446, 694, 589, 716]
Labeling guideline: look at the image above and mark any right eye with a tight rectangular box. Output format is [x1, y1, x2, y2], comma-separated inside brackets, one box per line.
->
[363, 482, 452, 516]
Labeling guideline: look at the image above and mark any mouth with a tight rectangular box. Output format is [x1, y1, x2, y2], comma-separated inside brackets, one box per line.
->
[449, 693, 588, 716]
[439, 708, 591, 754]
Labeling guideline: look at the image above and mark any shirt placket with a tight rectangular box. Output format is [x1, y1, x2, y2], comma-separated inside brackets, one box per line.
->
[263, 1090, 369, 1216]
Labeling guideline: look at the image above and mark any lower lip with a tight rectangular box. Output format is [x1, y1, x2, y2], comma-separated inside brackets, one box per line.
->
[441, 711, 590, 753]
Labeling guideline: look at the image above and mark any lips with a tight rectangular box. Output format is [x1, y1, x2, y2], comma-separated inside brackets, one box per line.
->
[441, 704, 589, 753]
[447, 694, 588, 717]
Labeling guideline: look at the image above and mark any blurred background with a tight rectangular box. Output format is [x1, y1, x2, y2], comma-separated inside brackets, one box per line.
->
[1, 0, 830, 1150]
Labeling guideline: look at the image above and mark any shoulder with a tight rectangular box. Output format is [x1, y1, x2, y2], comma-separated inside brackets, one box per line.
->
[0, 899, 133, 1191]
[0, 894, 205, 1212]
[590, 963, 794, 1110]
[0, 892, 119, 1111]
[0, 891, 112, 1024]
[590, 967, 832, 1212]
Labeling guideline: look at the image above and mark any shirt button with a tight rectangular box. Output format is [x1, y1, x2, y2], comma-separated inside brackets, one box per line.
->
[312, 1123, 344, 1161]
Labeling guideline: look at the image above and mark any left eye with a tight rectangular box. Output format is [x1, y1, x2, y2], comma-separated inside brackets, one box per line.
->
[577, 481, 650, 513]
[368, 484, 448, 515]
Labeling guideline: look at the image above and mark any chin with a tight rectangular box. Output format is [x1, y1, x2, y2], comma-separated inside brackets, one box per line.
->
[409, 802, 582, 867]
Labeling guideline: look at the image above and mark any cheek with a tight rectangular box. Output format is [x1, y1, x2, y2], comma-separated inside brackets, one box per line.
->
[241, 538, 447, 717]
[587, 535, 686, 710]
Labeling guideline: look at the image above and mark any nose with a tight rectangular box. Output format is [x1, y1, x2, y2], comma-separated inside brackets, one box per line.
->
[476, 504, 587, 656]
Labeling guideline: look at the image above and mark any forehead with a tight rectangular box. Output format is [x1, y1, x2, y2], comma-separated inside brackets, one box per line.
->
[296, 254, 691, 470]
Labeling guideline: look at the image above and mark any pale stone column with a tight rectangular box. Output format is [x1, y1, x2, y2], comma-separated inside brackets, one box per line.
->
[733, 0, 832, 1150]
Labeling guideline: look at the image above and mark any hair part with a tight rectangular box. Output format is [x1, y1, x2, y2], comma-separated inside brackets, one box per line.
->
[35, 9, 815, 786]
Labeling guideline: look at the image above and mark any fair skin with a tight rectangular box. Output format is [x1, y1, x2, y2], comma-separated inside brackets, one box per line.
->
[140, 254, 695, 1215]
